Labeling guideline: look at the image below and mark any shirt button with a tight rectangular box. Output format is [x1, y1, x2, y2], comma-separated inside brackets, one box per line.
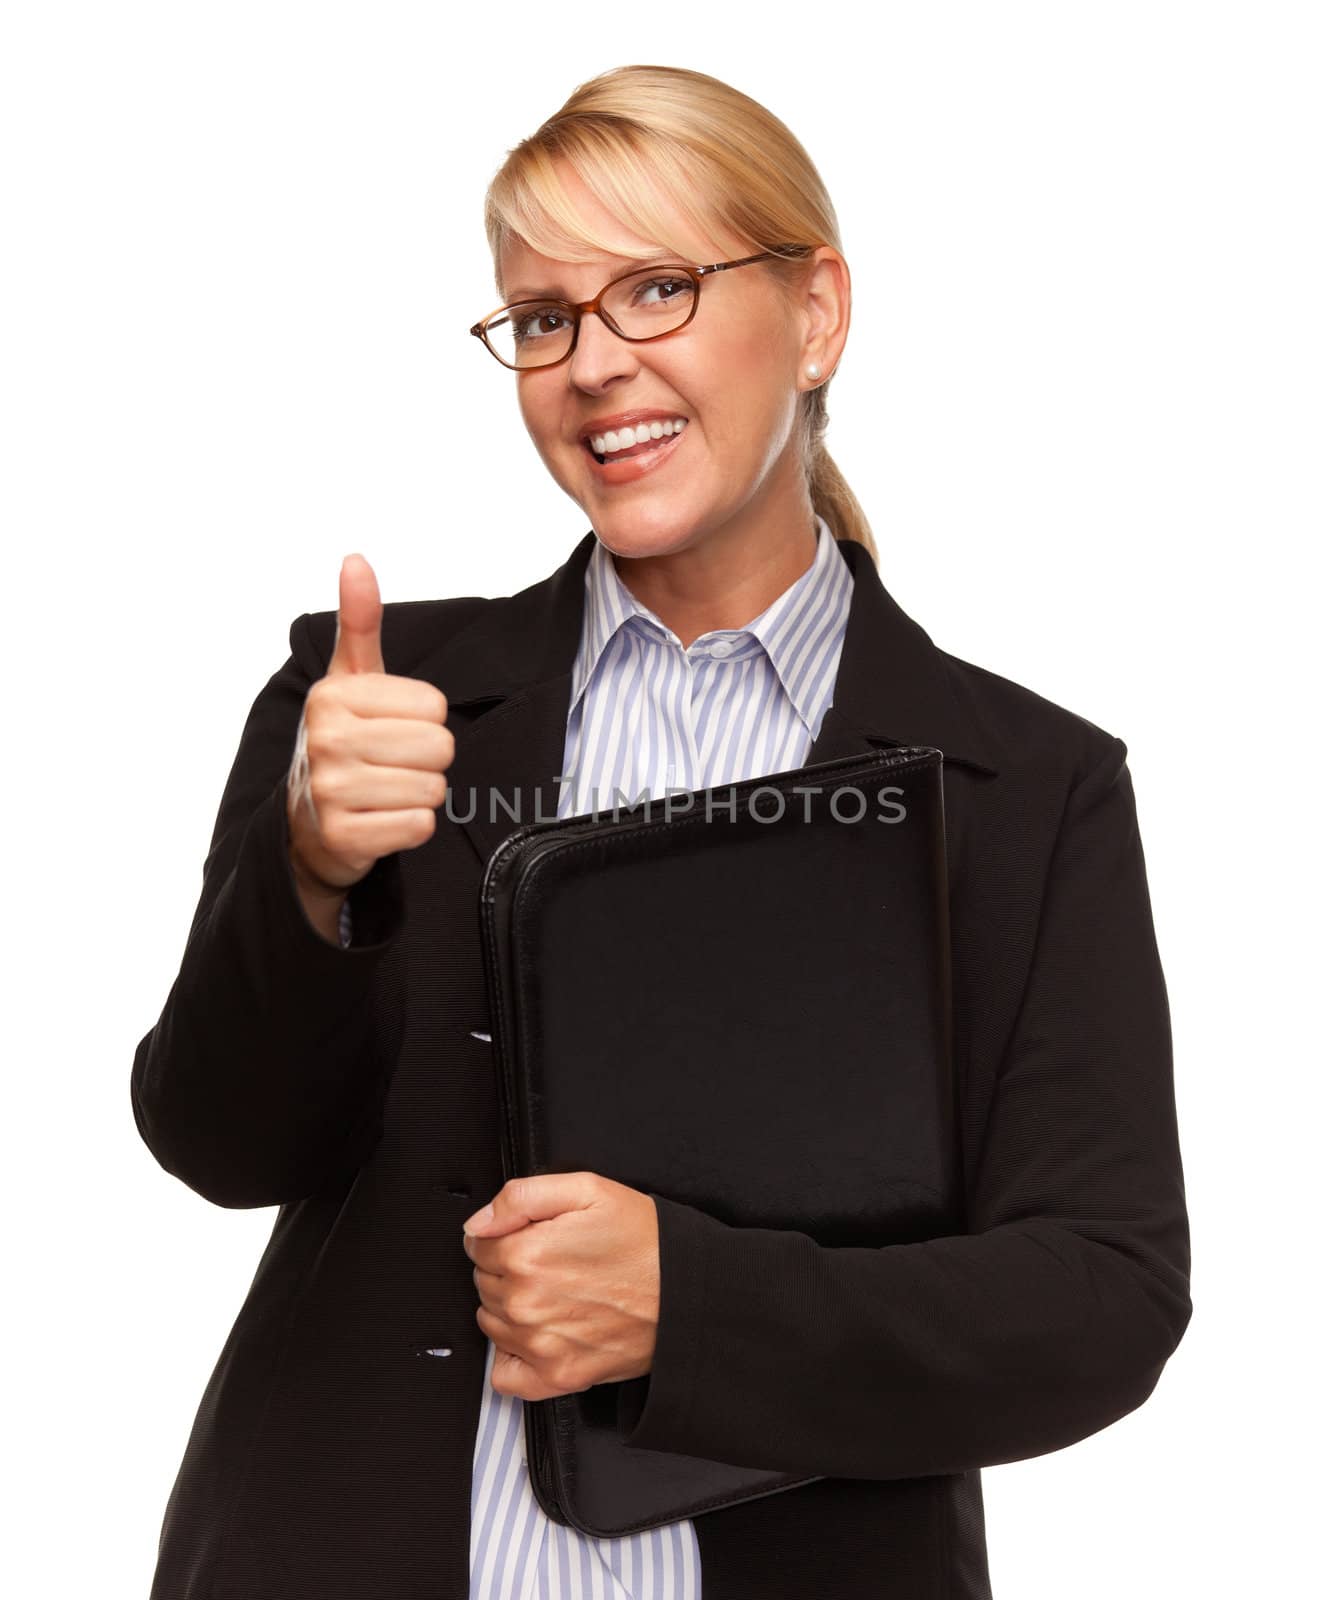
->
[709, 641, 731, 658]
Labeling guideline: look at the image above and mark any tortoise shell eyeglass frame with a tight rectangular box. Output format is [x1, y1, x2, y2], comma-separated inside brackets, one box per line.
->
[468, 244, 818, 372]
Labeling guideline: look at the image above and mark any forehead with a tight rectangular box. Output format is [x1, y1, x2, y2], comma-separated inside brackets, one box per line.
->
[501, 247, 676, 302]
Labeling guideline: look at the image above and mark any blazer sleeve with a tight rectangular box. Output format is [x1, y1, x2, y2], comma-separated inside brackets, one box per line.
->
[130, 612, 408, 1210]
[613, 734, 1193, 1478]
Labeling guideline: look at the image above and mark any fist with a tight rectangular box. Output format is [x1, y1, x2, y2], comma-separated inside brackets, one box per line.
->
[286, 553, 455, 892]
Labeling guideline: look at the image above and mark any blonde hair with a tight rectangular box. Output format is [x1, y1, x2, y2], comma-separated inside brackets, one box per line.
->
[482, 64, 877, 566]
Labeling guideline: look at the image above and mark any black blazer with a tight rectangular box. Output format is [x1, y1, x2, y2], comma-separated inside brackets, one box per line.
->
[132, 529, 1192, 1600]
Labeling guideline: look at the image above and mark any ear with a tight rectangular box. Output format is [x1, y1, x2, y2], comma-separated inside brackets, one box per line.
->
[796, 247, 851, 386]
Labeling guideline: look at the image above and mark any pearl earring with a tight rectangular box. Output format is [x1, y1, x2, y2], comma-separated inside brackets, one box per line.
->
[805, 362, 822, 381]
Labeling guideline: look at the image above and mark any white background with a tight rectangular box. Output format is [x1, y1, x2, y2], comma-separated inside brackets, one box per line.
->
[4, 3, 1340, 1596]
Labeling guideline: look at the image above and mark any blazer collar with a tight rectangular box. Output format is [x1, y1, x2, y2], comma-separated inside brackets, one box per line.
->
[427, 529, 1002, 870]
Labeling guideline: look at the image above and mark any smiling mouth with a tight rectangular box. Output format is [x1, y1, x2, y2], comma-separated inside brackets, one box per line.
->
[585, 417, 689, 465]
[591, 434, 675, 466]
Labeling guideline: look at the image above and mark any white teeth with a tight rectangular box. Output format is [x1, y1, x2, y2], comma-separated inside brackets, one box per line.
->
[587, 417, 687, 457]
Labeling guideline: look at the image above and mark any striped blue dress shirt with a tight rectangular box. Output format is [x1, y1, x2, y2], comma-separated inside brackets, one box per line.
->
[340, 514, 855, 1595]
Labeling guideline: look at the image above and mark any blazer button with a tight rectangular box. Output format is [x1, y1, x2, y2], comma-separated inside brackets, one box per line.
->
[411, 1343, 454, 1358]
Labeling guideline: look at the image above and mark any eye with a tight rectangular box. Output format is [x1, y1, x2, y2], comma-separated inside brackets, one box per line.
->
[631, 273, 695, 307]
[511, 305, 574, 343]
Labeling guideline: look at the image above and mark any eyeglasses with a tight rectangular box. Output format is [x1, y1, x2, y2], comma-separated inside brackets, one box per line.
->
[469, 244, 816, 372]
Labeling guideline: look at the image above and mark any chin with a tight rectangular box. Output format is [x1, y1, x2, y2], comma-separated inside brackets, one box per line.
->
[589, 511, 706, 561]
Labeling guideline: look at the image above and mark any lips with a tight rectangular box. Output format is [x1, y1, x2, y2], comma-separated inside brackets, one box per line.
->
[583, 418, 689, 484]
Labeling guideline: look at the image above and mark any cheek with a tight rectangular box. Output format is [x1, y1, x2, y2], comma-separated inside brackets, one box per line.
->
[517, 378, 567, 456]
[701, 331, 794, 446]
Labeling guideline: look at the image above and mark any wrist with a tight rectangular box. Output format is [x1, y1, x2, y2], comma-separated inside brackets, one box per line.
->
[288, 844, 351, 900]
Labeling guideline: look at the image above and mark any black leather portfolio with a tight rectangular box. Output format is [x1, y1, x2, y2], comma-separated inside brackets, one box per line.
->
[477, 744, 964, 1536]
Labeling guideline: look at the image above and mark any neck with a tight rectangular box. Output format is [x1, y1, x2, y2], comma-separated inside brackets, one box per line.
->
[610, 504, 820, 650]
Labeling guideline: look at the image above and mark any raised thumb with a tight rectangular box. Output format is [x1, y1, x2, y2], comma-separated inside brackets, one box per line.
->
[328, 553, 384, 676]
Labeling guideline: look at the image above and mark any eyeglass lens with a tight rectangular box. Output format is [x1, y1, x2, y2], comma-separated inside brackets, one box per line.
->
[482, 265, 699, 370]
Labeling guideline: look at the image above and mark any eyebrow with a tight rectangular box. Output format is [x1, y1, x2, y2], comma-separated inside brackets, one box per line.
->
[503, 253, 681, 303]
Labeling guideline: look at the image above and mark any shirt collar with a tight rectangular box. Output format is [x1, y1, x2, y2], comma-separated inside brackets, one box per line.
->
[569, 514, 854, 741]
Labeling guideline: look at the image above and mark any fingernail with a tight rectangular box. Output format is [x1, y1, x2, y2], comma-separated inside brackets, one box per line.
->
[463, 1203, 494, 1235]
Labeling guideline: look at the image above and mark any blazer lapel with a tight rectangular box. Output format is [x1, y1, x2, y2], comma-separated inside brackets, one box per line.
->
[801, 539, 1003, 778]
[418, 529, 1003, 874]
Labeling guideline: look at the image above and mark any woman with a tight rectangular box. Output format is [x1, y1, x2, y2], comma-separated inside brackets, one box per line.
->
[132, 64, 1192, 1599]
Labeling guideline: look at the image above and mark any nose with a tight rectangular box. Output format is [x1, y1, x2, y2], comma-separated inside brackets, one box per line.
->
[567, 307, 640, 391]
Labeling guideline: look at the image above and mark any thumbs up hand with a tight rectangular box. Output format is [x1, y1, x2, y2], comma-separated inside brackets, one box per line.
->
[286, 554, 455, 895]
